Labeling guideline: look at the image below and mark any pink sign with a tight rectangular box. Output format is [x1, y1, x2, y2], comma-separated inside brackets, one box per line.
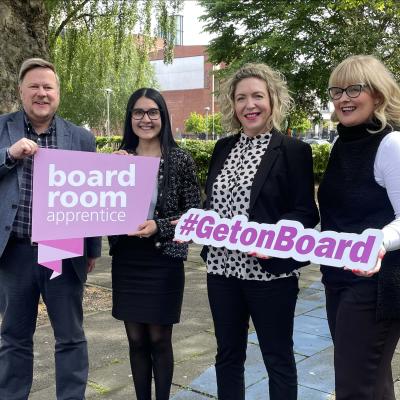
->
[32, 149, 159, 276]
[174, 208, 383, 271]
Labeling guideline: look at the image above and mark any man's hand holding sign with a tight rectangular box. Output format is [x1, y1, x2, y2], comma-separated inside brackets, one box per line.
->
[32, 148, 160, 278]
[8, 137, 39, 159]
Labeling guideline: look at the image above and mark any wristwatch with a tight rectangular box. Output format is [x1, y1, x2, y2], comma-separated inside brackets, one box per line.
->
[5, 148, 17, 166]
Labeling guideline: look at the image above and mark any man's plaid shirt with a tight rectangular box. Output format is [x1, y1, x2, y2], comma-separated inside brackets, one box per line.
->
[11, 115, 57, 238]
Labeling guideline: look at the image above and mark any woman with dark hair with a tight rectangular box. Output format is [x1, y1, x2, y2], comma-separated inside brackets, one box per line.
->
[109, 88, 200, 400]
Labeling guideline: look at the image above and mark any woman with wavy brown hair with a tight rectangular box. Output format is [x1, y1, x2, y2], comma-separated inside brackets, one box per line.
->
[201, 63, 319, 399]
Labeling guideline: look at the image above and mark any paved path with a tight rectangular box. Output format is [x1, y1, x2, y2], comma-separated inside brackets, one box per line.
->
[21, 240, 400, 398]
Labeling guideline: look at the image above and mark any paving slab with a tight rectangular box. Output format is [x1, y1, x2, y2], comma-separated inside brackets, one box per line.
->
[301, 289, 326, 304]
[298, 287, 324, 298]
[296, 347, 335, 394]
[294, 314, 331, 338]
[172, 388, 215, 399]
[14, 242, 397, 399]
[245, 380, 334, 400]
[295, 298, 322, 316]
[395, 380, 400, 398]
[307, 281, 325, 291]
[189, 366, 218, 398]
[305, 306, 328, 319]
[294, 331, 333, 357]
[173, 347, 216, 389]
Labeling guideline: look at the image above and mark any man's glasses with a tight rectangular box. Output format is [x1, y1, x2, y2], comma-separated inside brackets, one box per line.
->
[328, 84, 367, 100]
[131, 108, 161, 120]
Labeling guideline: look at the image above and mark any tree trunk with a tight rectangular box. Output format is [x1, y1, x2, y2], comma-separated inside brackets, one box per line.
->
[0, 0, 49, 114]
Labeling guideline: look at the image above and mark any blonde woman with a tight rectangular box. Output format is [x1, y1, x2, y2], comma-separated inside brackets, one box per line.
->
[318, 55, 400, 399]
[201, 63, 319, 399]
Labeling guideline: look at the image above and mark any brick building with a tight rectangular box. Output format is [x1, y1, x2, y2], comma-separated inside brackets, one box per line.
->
[150, 45, 219, 137]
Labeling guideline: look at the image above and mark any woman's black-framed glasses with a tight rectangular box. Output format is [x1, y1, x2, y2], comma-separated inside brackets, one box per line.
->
[328, 84, 367, 100]
[131, 108, 161, 120]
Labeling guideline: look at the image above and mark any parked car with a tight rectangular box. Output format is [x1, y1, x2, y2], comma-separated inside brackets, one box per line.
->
[303, 138, 331, 145]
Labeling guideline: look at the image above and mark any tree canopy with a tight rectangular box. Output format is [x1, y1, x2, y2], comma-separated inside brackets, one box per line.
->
[184, 111, 222, 138]
[199, 0, 400, 118]
[48, 0, 182, 132]
[1, 0, 182, 131]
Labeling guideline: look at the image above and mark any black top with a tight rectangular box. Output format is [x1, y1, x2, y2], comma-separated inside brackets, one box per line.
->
[201, 129, 320, 275]
[318, 122, 400, 320]
[109, 147, 201, 260]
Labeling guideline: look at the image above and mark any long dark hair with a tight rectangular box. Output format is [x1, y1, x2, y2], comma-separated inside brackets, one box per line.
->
[120, 88, 178, 212]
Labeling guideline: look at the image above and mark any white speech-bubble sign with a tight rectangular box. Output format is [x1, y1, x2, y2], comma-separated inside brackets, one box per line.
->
[174, 208, 383, 271]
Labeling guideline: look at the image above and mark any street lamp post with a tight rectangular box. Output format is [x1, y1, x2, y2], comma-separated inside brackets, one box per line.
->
[104, 88, 112, 136]
[211, 65, 215, 140]
[204, 106, 210, 141]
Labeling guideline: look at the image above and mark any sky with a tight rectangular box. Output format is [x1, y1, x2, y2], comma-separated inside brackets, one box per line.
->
[181, 0, 214, 45]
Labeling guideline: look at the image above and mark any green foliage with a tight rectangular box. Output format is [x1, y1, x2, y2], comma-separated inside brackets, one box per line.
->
[289, 108, 312, 134]
[178, 139, 216, 187]
[206, 112, 223, 137]
[184, 112, 223, 137]
[311, 143, 331, 182]
[96, 137, 331, 186]
[96, 136, 216, 186]
[96, 136, 122, 151]
[53, 28, 157, 132]
[46, 0, 182, 130]
[45, 1, 182, 63]
[178, 139, 331, 186]
[156, 0, 181, 63]
[199, 0, 400, 116]
[97, 146, 114, 154]
[184, 112, 207, 134]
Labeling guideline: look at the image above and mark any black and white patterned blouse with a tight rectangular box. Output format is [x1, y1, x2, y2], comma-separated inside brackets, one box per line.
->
[207, 131, 299, 281]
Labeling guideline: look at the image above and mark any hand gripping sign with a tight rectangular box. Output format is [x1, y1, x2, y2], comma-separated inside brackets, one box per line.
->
[174, 208, 383, 271]
[32, 149, 159, 278]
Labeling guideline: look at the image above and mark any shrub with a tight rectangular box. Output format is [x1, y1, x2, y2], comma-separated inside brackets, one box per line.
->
[96, 136, 122, 151]
[311, 143, 331, 182]
[96, 137, 331, 186]
[184, 112, 206, 134]
[97, 146, 115, 154]
[178, 139, 216, 187]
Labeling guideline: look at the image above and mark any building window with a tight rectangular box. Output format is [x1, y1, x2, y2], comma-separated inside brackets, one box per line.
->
[158, 15, 183, 46]
[175, 15, 183, 45]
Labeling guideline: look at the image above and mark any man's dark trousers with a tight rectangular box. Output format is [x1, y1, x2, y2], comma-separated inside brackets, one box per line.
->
[0, 239, 88, 400]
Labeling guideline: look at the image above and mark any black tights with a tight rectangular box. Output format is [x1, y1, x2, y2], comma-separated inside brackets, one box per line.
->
[124, 322, 174, 400]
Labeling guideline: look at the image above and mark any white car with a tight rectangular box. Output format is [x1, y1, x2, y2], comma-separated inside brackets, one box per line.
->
[303, 138, 331, 145]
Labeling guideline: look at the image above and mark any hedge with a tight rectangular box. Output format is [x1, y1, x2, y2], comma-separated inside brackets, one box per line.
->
[96, 136, 121, 151]
[178, 139, 216, 187]
[310, 143, 331, 182]
[96, 136, 330, 186]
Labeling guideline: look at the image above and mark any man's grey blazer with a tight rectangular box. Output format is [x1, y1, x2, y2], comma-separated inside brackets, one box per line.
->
[0, 111, 102, 282]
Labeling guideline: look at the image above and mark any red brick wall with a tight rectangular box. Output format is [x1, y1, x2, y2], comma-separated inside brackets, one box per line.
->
[150, 45, 220, 136]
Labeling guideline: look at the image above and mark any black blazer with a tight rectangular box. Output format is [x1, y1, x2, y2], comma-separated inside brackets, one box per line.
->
[0, 111, 102, 283]
[109, 147, 201, 260]
[201, 129, 320, 275]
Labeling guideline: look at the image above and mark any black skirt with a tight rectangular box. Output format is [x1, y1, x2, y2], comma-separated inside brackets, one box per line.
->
[111, 236, 184, 324]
